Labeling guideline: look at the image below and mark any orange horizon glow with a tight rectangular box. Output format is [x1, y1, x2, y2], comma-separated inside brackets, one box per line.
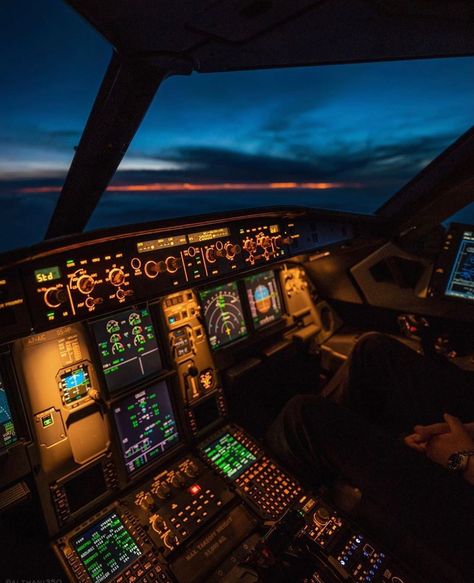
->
[17, 181, 364, 194]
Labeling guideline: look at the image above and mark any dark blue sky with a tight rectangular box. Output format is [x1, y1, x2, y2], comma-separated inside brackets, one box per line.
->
[0, 0, 473, 251]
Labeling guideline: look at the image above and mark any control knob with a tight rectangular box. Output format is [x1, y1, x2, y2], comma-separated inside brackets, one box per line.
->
[44, 286, 67, 308]
[313, 506, 331, 526]
[165, 256, 182, 274]
[185, 460, 200, 478]
[76, 274, 95, 295]
[108, 267, 126, 287]
[170, 471, 186, 489]
[153, 480, 171, 499]
[150, 513, 166, 534]
[144, 260, 167, 279]
[225, 242, 241, 260]
[205, 247, 217, 263]
[138, 491, 155, 512]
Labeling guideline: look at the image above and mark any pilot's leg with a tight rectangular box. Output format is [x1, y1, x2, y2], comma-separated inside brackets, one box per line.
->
[322, 332, 474, 436]
[266, 394, 474, 582]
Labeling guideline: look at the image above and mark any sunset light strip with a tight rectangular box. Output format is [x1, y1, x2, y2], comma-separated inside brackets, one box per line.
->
[17, 181, 363, 194]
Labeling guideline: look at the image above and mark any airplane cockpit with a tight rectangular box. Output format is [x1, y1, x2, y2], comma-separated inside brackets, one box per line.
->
[1, 2, 474, 583]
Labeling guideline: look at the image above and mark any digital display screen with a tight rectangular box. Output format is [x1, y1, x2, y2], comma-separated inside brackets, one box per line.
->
[199, 282, 247, 350]
[92, 307, 163, 394]
[34, 266, 61, 284]
[171, 327, 192, 358]
[59, 363, 91, 406]
[202, 433, 256, 480]
[0, 371, 17, 449]
[136, 234, 187, 253]
[63, 463, 108, 514]
[113, 381, 180, 475]
[188, 227, 230, 243]
[445, 231, 474, 301]
[72, 512, 142, 583]
[193, 396, 221, 432]
[244, 270, 283, 329]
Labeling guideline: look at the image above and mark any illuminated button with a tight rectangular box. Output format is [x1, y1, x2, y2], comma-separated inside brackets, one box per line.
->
[188, 483, 201, 496]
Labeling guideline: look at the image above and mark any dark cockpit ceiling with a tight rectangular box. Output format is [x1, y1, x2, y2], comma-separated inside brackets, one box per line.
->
[2, 2, 474, 583]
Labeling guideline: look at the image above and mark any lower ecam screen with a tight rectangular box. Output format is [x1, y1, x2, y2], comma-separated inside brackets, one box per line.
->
[113, 381, 179, 475]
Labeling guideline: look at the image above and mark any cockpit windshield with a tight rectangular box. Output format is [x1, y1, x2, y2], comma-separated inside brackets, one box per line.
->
[1, 0, 473, 252]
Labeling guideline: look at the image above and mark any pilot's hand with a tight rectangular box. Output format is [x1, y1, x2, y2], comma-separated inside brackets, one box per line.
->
[414, 420, 474, 440]
[404, 419, 474, 453]
[425, 414, 474, 476]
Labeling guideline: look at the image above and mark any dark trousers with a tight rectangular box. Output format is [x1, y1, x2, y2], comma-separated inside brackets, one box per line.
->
[266, 333, 474, 582]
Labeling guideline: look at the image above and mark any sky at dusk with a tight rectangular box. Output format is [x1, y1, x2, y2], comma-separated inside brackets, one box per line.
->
[0, 1, 473, 252]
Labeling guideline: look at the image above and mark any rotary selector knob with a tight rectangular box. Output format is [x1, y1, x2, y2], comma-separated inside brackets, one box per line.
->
[108, 267, 125, 287]
[165, 256, 182, 274]
[153, 480, 171, 499]
[144, 260, 167, 278]
[170, 471, 186, 488]
[205, 247, 217, 263]
[313, 506, 331, 526]
[77, 274, 95, 295]
[44, 287, 67, 308]
[139, 491, 155, 511]
[150, 513, 166, 533]
[185, 460, 200, 478]
[225, 243, 241, 259]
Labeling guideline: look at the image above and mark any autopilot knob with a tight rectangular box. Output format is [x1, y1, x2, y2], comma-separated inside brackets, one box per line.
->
[205, 247, 217, 263]
[165, 256, 182, 274]
[224, 242, 240, 259]
[313, 506, 331, 526]
[44, 287, 67, 308]
[144, 260, 167, 278]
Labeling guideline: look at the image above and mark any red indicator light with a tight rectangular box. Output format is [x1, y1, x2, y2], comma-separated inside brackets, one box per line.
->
[189, 484, 201, 496]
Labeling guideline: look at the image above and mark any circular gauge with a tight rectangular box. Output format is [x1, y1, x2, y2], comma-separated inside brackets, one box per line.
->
[254, 284, 272, 314]
[109, 333, 122, 344]
[134, 334, 146, 346]
[106, 319, 120, 334]
[132, 325, 143, 336]
[201, 283, 247, 349]
[128, 312, 141, 326]
[112, 342, 125, 354]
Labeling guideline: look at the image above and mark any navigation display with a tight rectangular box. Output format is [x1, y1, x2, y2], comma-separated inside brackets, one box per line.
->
[72, 512, 142, 583]
[113, 381, 180, 475]
[0, 371, 17, 449]
[92, 306, 163, 394]
[199, 282, 247, 350]
[244, 270, 282, 329]
[445, 230, 474, 301]
[202, 433, 256, 480]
